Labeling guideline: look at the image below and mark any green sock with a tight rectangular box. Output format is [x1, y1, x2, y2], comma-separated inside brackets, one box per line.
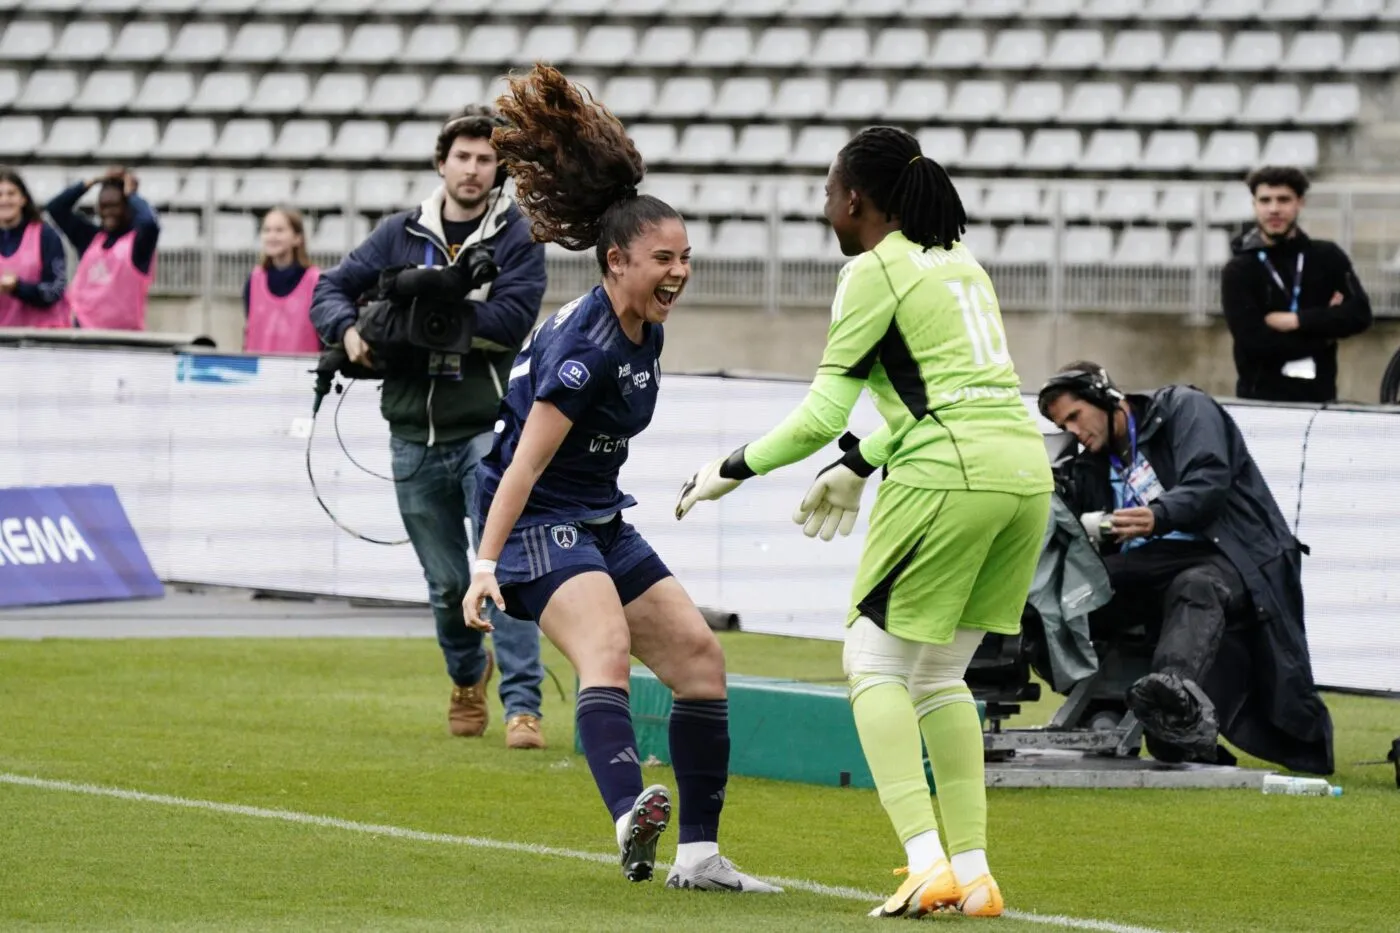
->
[915, 683, 986, 854]
[850, 677, 939, 844]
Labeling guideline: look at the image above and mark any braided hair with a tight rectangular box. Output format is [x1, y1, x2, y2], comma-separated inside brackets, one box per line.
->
[835, 127, 966, 251]
[493, 64, 681, 277]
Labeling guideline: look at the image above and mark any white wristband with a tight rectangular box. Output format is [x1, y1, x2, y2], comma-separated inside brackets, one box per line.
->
[473, 559, 497, 576]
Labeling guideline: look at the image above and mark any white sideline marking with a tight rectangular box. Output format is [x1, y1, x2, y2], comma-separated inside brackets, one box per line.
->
[1, 772, 1179, 933]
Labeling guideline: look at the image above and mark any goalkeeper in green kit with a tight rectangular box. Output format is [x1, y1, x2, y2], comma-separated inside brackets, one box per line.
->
[676, 127, 1052, 920]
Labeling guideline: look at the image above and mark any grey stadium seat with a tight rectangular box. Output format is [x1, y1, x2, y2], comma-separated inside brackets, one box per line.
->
[213, 213, 257, 254]
[1198, 130, 1261, 172]
[575, 26, 636, 67]
[1105, 31, 1166, 71]
[949, 81, 1007, 122]
[1122, 83, 1183, 124]
[1344, 32, 1400, 72]
[1300, 84, 1361, 124]
[270, 120, 332, 161]
[930, 29, 988, 70]
[226, 22, 287, 63]
[884, 80, 948, 122]
[0, 21, 55, 61]
[599, 76, 656, 119]
[1139, 131, 1200, 172]
[326, 121, 390, 163]
[653, 77, 715, 119]
[917, 127, 967, 166]
[1113, 228, 1174, 267]
[17, 70, 79, 111]
[153, 118, 217, 160]
[1240, 84, 1302, 124]
[402, 24, 461, 65]
[461, 25, 519, 66]
[417, 75, 484, 117]
[959, 224, 999, 263]
[1023, 130, 1083, 171]
[1261, 131, 1319, 169]
[963, 129, 1025, 170]
[188, 72, 253, 113]
[247, 73, 310, 114]
[626, 124, 678, 165]
[1080, 130, 1142, 172]
[1200, 0, 1264, 17]
[998, 226, 1055, 264]
[987, 30, 1047, 70]
[38, 117, 101, 158]
[354, 171, 408, 211]
[0, 70, 17, 109]
[285, 24, 344, 63]
[831, 79, 889, 121]
[75, 70, 137, 111]
[674, 125, 735, 166]
[1047, 182, 1101, 221]
[1165, 31, 1224, 71]
[158, 214, 201, 251]
[342, 24, 403, 64]
[1063, 228, 1114, 266]
[167, 23, 229, 63]
[1006, 82, 1065, 124]
[770, 78, 831, 120]
[101, 117, 160, 160]
[871, 28, 928, 68]
[52, 21, 113, 61]
[787, 126, 850, 168]
[633, 26, 697, 67]
[812, 27, 870, 68]
[213, 119, 276, 161]
[707, 220, 768, 260]
[1282, 32, 1345, 71]
[232, 169, 295, 209]
[1181, 83, 1243, 123]
[711, 77, 773, 119]
[731, 125, 791, 167]
[305, 74, 369, 115]
[294, 171, 351, 210]
[694, 176, 755, 216]
[640, 174, 697, 214]
[387, 121, 438, 162]
[516, 25, 579, 66]
[311, 215, 370, 254]
[1059, 83, 1123, 123]
[365, 75, 426, 116]
[752, 27, 811, 67]
[1225, 32, 1285, 71]
[0, 117, 43, 158]
[1044, 30, 1105, 70]
[981, 181, 1046, 222]
[1097, 181, 1160, 222]
[110, 21, 170, 62]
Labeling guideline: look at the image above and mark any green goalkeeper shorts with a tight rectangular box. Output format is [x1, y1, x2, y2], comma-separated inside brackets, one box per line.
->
[847, 482, 1051, 645]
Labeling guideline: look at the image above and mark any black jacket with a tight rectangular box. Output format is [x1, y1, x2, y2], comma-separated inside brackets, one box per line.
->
[1221, 227, 1371, 404]
[1057, 385, 1335, 774]
[311, 188, 546, 446]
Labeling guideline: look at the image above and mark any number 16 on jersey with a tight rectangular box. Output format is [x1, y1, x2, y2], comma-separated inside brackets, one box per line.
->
[946, 279, 1010, 366]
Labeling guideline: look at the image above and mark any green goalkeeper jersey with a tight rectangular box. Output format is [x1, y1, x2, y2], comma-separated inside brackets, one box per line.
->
[816, 230, 1052, 495]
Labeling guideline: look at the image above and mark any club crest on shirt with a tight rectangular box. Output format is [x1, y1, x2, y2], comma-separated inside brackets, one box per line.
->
[559, 359, 590, 390]
[551, 524, 579, 549]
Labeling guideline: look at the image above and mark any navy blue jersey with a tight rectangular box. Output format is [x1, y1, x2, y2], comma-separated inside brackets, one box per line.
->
[477, 285, 663, 525]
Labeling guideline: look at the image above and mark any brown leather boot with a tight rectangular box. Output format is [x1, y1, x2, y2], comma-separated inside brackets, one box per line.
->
[448, 652, 494, 737]
[505, 713, 546, 750]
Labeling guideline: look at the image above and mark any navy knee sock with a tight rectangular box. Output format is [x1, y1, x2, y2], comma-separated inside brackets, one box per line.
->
[575, 686, 643, 821]
[668, 699, 730, 844]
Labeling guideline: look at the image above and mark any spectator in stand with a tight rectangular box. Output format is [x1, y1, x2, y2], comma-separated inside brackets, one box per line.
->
[242, 207, 322, 355]
[0, 168, 69, 328]
[46, 166, 160, 332]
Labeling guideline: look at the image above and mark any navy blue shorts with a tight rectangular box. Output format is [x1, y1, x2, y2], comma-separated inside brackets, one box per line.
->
[496, 515, 673, 622]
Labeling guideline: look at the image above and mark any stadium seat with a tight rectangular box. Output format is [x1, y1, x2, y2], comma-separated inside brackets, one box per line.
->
[871, 28, 928, 68]
[1139, 130, 1200, 171]
[1098, 181, 1160, 222]
[294, 170, 351, 210]
[1063, 227, 1114, 265]
[365, 75, 426, 117]
[38, 117, 101, 158]
[1164, 31, 1225, 71]
[246, 73, 310, 114]
[517, 25, 579, 66]
[811, 28, 870, 68]
[963, 129, 1025, 170]
[1345, 32, 1400, 72]
[1323, 0, 1385, 18]
[1284, 32, 1346, 71]
[1209, 184, 1255, 223]
[917, 127, 967, 166]
[1080, 130, 1142, 171]
[930, 29, 989, 70]
[226, 23, 286, 63]
[101, 117, 159, 160]
[632, 26, 697, 67]
[342, 24, 404, 65]
[325, 122, 389, 163]
[1045, 30, 1106, 70]
[752, 27, 811, 67]
[353, 171, 408, 212]
[960, 223, 999, 263]
[16, 70, 79, 111]
[18, 168, 69, 204]
[999, 226, 1055, 264]
[672, 124, 734, 166]
[189, 73, 253, 114]
[731, 125, 791, 167]
[1105, 31, 1166, 71]
[779, 221, 831, 260]
[110, 21, 169, 62]
[0, 117, 43, 158]
[213, 119, 275, 161]
[285, 24, 344, 63]
[150, 118, 217, 161]
[417, 75, 484, 118]
[1023, 130, 1083, 171]
[627, 124, 679, 164]
[0, 21, 55, 61]
[1169, 227, 1233, 267]
[1155, 183, 1205, 223]
[270, 120, 332, 161]
[1024, 0, 1084, 13]
[830, 79, 889, 121]
[884, 80, 948, 122]
[707, 220, 768, 260]
[598, 77, 655, 119]
[158, 213, 201, 251]
[1199, 130, 1261, 172]
[1082, 0, 1141, 16]
[949, 80, 1007, 122]
[705, 76, 765, 120]
[385, 121, 437, 163]
[1269, 0, 1324, 18]
[311, 214, 370, 253]
[1005, 82, 1065, 124]
[133, 72, 194, 112]
[640, 174, 696, 213]
[232, 169, 294, 209]
[1200, 0, 1264, 17]
[770, 78, 831, 120]
[168, 23, 229, 63]
[52, 21, 112, 61]
[1262, 131, 1320, 169]
[402, 24, 461, 65]
[1123, 83, 1183, 124]
[695, 176, 756, 216]
[74, 70, 137, 111]
[1225, 31, 1285, 71]
[987, 29, 1047, 70]
[1301, 83, 1361, 124]
[575, 26, 636, 66]
[1240, 84, 1302, 124]
[1059, 82, 1123, 123]
[305, 74, 369, 115]
[461, 25, 519, 66]
[787, 126, 850, 168]
[0, 70, 18, 110]
[1181, 83, 1242, 123]
[212, 212, 256, 254]
[1146, 0, 1204, 18]
[654, 77, 715, 119]
[982, 181, 1046, 222]
[1048, 182, 1101, 220]
[170, 170, 237, 210]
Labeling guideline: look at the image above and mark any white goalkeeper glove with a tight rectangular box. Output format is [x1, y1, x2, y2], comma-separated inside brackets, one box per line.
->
[794, 432, 878, 541]
[676, 446, 755, 520]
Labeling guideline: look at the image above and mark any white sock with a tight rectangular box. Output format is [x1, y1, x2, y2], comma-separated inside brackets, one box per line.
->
[674, 841, 719, 868]
[951, 849, 990, 886]
[903, 830, 946, 874]
[615, 813, 630, 850]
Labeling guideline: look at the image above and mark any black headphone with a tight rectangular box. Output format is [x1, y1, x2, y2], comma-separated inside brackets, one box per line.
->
[436, 105, 511, 191]
[1037, 366, 1124, 420]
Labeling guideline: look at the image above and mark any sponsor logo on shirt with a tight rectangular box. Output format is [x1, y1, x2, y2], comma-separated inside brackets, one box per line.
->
[588, 434, 629, 454]
[559, 359, 591, 390]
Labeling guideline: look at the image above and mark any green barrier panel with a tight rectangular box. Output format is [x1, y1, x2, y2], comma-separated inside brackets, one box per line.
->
[576, 668, 984, 791]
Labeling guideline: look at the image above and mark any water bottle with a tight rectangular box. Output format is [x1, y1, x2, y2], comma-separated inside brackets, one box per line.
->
[1261, 774, 1343, 797]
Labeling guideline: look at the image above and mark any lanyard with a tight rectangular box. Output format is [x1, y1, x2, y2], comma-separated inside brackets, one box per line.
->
[1257, 250, 1304, 313]
[425, 240, 435, 265]
[1109, 411, 1140, 505]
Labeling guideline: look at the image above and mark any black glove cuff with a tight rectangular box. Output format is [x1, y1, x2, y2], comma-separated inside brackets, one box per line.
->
[837, 433, 878, 478]
[719, 445, 757, 480]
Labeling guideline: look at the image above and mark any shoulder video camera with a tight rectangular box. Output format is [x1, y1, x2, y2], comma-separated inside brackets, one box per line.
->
[315, 244, 499, 384]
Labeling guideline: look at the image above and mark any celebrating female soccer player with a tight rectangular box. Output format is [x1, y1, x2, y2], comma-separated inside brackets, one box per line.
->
[462, 64, 780, 895]
[677, 127, 1053, 919]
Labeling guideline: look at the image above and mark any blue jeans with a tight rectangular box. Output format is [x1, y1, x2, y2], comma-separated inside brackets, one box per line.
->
[391, 431, 544, 719]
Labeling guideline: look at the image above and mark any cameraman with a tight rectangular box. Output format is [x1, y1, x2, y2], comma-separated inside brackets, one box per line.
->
[311, 106, 548, 750]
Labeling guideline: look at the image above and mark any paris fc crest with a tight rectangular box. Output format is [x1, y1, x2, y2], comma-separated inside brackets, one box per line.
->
[551, 525, 579, 549]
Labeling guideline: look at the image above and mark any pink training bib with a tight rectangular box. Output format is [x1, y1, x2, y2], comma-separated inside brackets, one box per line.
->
[0, 221, 71, 329]
[243, 265, 322, 354]
[69, 228, 155, 331]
